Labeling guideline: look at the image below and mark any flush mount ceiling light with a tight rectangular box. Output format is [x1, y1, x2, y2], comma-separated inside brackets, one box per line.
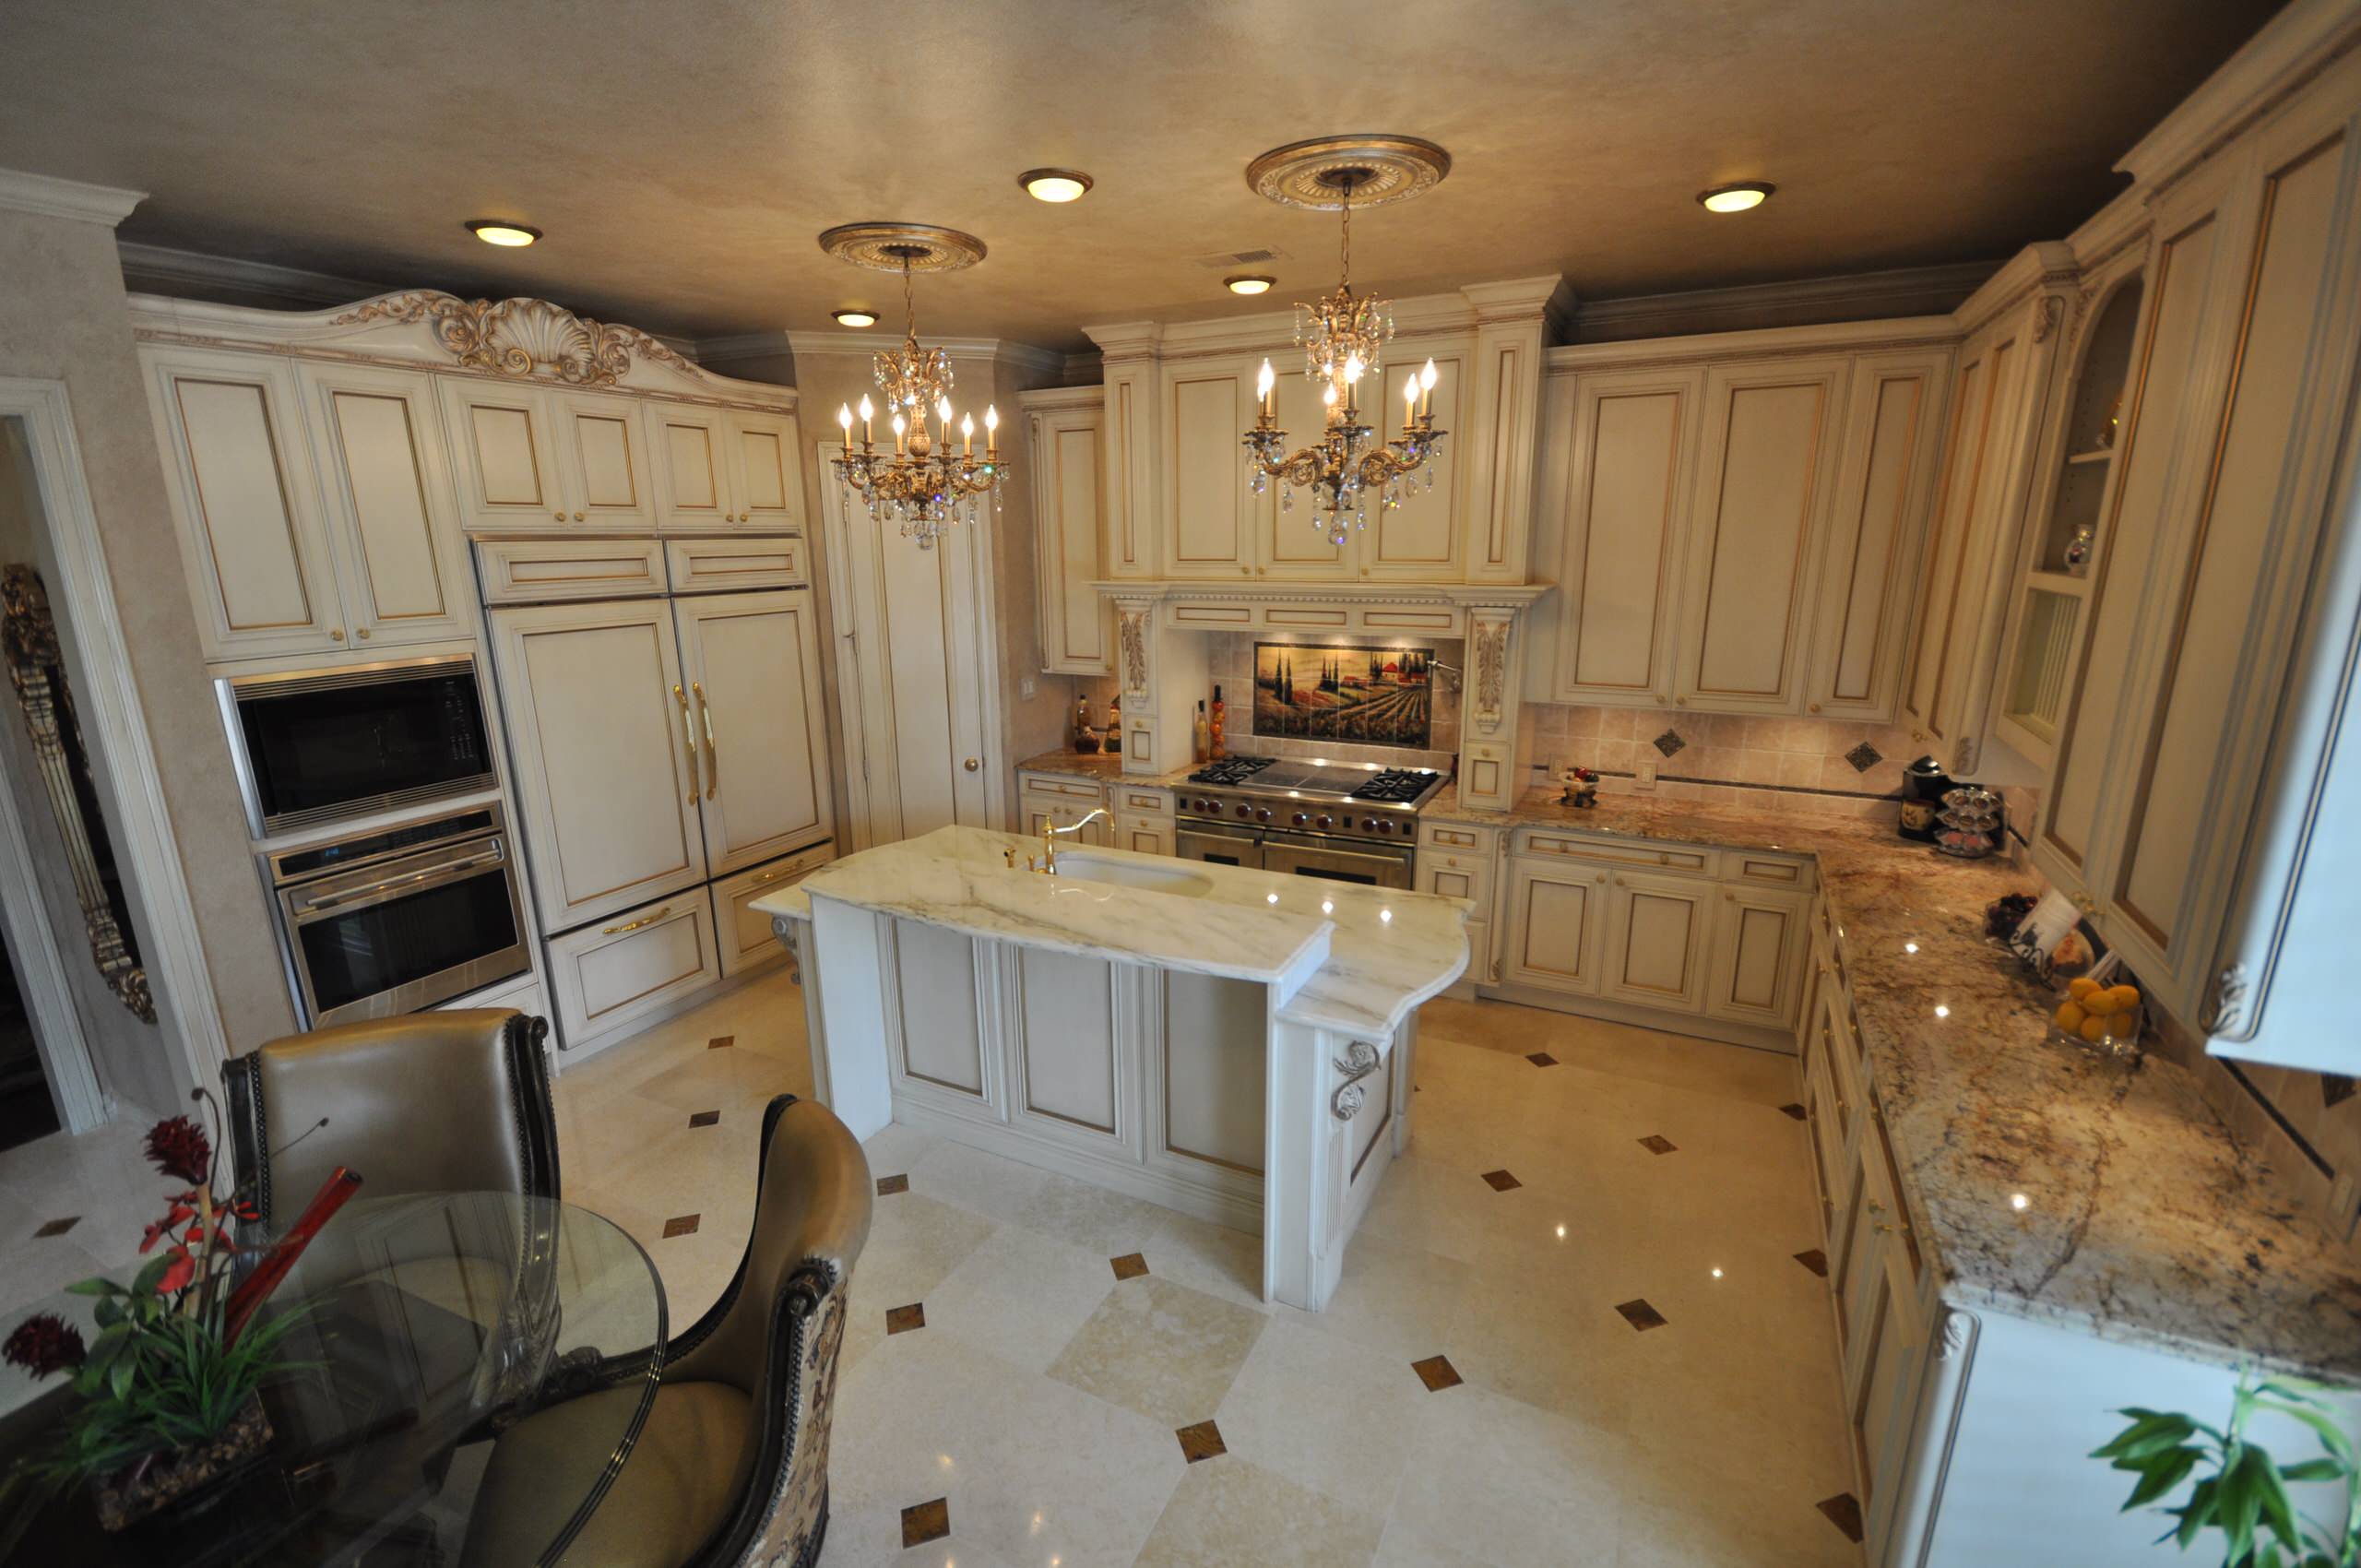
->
[1697, 182, 1774, 214]
[832, 308, 879, 327]
[465, 219, 540, 247]
[1226, 274, 1275, 295]
[1018, 168, 1093, 203]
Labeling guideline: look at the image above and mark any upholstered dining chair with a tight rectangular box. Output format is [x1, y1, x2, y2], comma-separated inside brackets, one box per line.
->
[457, 1094, 873, 1568]
[220, 1008, 559, 1220]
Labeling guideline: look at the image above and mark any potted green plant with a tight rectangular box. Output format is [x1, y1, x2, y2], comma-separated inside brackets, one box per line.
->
[2093, 1372, 2360, 1566]
[2, 1103, 359, 1531]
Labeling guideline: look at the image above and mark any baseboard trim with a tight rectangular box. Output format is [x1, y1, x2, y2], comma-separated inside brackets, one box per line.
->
[1469, 982, 1800, 1054]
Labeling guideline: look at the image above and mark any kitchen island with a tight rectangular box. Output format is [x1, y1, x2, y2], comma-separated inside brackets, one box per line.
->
[753, 826, 1470, 1310]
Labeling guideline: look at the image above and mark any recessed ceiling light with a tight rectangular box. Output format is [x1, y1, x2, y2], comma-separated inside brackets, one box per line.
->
[1226, 274, 1275, 295]
[832, 308, 878, 327]
[1697, 182, 1774, 214]
[1019, 168, 1093, 203]
[466, 220, 540, 247]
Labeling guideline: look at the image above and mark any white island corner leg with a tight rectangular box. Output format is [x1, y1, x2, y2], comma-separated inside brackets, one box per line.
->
[1262, 1015, 1406, 1312]
[778, 899, 894, 1140]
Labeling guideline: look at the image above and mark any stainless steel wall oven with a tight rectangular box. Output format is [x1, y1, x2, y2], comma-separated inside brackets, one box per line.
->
[221, 655, 494, 837]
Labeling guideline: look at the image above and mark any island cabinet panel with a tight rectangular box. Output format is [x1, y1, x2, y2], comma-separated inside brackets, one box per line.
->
[1012, 947, 1121, 1135]
[1599, 869, 1712, 1014]
[1547, 368, 1700, 705]
[1165, 364, 1257, 576]
[672, 590, 832, 876]
[892, 920, 986, 1096]
[489, 599, 709, 933]
[143, 349, 346, 659]
[1503, 859, 1607, 994]
[1805, 350, 1951, 719]
[1160, 970, 1269, 1175]
[1672, 359, 1849, 713]
[297, 363, 473, 650]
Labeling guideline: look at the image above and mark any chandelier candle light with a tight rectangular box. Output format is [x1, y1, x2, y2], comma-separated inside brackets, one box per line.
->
[1239, 136, 1452, 544]
[819, 222, 1001, 548]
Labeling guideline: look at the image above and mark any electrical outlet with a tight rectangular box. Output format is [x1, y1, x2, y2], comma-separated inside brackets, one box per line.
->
[1635, 758, 1658, 790]
[1020, 676, 1036, 701]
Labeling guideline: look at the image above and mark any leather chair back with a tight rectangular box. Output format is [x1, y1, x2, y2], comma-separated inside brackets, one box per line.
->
[222, 1010, 557, 1221]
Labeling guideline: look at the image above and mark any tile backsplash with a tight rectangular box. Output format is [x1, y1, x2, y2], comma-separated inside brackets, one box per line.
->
[1203, 633, 1461, 771]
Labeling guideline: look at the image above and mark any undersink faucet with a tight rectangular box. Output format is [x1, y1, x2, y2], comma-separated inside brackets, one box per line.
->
[1006, 808, 1109, 874]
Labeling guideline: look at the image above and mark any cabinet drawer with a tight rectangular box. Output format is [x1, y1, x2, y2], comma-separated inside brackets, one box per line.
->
[1731, 852, 1815, 889]
[1264, 607, 1351, 630]
[1016, 772, 1107, 802]
[1421, 822, 1499, 854]
[1171, 605, 1253, 626]
[1111, 815, 1172, 857]
[546, 888, 720, 1049]
[713, 844, 836, 977]
[666, 535, 808, 593]
[1417, 850, 1494, 912]
[1515, 831, 1715, 874]
[1358, 608, 1459, 635]
[1117, 788, 1174, 817]
[436, 970, 549, 1022]
[477, 537, 669, 603]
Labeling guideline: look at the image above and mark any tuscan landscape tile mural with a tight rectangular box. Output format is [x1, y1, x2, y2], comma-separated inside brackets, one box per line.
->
[1252, 642, 1434, 749]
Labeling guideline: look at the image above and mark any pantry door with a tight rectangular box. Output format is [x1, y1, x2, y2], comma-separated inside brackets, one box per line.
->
[818, 442, 999, 847]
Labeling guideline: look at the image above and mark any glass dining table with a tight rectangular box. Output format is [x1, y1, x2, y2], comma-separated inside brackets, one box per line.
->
[0, 1192, 667, 1567]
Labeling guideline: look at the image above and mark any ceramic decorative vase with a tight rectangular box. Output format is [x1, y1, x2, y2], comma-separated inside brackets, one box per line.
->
[92, 1395, 272, 1531]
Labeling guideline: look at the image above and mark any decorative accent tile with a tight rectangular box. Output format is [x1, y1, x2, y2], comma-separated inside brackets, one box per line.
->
[1794, 1249, 1830, 1278]
[875, 1173, 909, 1195]
[32, 1217, 78, 1239]
[1844, 741, 1882, 774]
[687, 1110, 720, 1128]
[661, 1214, 700, 1238]
[1652, 728, 1687, 758]
[1480, 1169, 1523, 1192]
[1614, 1298, 1668, 1331]
[886, 1302, 926, 1335]
[1176, 1419, 1227, 1462]
[706, 1034, 735, 1050]
[1411, 1354, 1464, 1392]
[901, 1497, 951, 1548]
[1817, 1492, 1865, 1543]
[1778, 1102, 1808, 1121]
[1110, 1252, 1149, 1280]
[2325, 1074, 2356, 1110]
[1637, 1134, 1678, 1155]
[1526, 1051, 1558, 1067]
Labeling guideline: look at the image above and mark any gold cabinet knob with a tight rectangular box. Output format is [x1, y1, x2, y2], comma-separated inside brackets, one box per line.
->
[573, 511, 586, 522]
[1240, 565, 1251, 576]
[964, 757, 980, 771]
[553, 509, 565, 520]
[356, 628, 371, 640]
[1674, 695, 1687, 706]
[328, 628, 344, 642]
[1809, 702, 1822, 714]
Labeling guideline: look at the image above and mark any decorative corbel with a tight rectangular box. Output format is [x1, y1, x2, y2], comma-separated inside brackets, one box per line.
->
[1331, 1039, 1381, 1122]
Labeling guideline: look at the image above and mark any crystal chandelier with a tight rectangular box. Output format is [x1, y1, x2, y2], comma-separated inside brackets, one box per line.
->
[1242, 167, 1445, 545]
[819, 224, 1001, 549]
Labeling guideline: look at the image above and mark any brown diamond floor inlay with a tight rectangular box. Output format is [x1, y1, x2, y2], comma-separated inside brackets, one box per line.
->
[901, 1497, 950, 1548]
[1794, 1248, 1830, 1278]
[706, 1034, 735, 1050]
[1779, 1102, 1808, 1121]
[32, 1217, 78, 1239]
[1637, 1134, 1678, 1155]
[875, 1173, 909, 1195]
[688, 1110, 720, 1127]
[661, 1214, 700, 1238]
[886, 1303, 926, 1336]
[1109, 1252, 1149, 1281]
[1526, 1051, 1558, 1067]
[1480, 1169, 1522, 1192]
[1614, 1298, 1668, 1331]
[1411, 1355, 1464, 1392]
[1176, 1420, 1226, 1462]
[1817, 1491, 1865, 1543]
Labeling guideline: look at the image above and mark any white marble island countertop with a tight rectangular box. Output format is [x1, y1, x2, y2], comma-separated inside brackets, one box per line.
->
[755, 826, 1470, 1038]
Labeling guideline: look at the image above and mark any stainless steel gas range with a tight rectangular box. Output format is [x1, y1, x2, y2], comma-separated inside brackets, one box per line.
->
[1173, 755, 1446, 889]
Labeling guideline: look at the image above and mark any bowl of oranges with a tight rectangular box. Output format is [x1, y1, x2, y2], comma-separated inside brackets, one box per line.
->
[2052, 975, 2142, 1056]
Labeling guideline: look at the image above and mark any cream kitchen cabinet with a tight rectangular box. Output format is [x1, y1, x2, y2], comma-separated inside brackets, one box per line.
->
[1501, 855, 1608, 994]
[1163, 358, 1264, 577]
[1671, 355, 1852, 714]
[671, 590, 832, 875]
[713, 841, 836, 978]
[142, 347, 348, 660]
[1417, 821, 1501, 992]
[1019, 388, 1115, 675]
[646, 402, 804, 532]
[1598, 868, 1713, 1013]
[1707, 881, 1812, 1028]
[1109, 784, 1175, 857]
[544, 886, 724, 1051]
[1016, 770, 1112, 846]
[439, 381, 656, 533]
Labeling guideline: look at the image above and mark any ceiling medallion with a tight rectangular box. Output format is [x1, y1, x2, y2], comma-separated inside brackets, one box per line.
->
[1240, 137, 1450, 545]
[818, 223, 1002, 549]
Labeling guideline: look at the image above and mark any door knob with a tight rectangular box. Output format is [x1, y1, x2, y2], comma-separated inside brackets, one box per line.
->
[964, 757, 980, 771]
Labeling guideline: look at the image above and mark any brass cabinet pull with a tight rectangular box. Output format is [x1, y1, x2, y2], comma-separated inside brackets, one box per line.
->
[554, 509, 565, 520]
[573, 511, 585, 522]
[965, 757, 980, 771]
[673, 683, 699, 803]
[328, 628, 345, 642]
[356, 627, 372, 640]
[694, 681, 718, 799]
[602, 904, 674, 936]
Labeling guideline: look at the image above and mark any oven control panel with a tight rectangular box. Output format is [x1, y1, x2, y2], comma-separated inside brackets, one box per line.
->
[1176, 790, 1418, 845]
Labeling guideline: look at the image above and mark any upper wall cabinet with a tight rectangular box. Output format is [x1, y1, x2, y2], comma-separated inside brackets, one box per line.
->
[1162, 357, 1262, 578]
[438, 382, 658, 533]
[647, 403, 804, 532]
[1021, 388, 1113, 676]
[142, 348, 347, 660]
[1671, 356, 1851, 714]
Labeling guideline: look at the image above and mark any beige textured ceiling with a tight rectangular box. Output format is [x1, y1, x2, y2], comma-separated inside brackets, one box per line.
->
[0, 0, 2284, 351]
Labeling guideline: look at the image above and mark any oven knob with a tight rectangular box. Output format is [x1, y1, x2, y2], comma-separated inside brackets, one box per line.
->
[1362, 817, 1381, 832]
[1256, 808, 1273, 822]
[1376, 818, 1394, 835]
[1236, 804, 1252, 820]
[1314, 814, 1332, 829]
[1293, 812, 1309, 826]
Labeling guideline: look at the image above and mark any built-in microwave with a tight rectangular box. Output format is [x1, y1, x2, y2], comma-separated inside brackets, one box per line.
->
[219, 655, 495, 837]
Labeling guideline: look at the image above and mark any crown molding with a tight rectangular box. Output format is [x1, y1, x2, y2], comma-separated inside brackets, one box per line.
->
[1460, 276, 1576, 335]
[116, 241, 387, 309]
[1953, 241, 2079, 334]
[0, 169, 145, 228]
[1548, 312, 1959, 374]
[2118, 0, 2361, 194]
[783, 327, 1066, 380]
[1091, 579, 1551, 612]
[1080, 320, 1163, 361]
[2066, 188, 2152, 275]
[1572, 262, 1994, 344]
[1015, 383, 1105, 412]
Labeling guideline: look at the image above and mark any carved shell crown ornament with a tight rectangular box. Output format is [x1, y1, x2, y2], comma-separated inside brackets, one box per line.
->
[329, 291, 695, 386]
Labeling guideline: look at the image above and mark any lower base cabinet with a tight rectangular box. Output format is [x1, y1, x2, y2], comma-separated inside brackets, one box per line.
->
[546, 887, 721, 1050]
[713, 841, 836, 976]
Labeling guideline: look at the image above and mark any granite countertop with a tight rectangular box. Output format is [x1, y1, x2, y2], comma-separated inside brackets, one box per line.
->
[754, 825, 1469, 1038]
[1014, 750, 1190, 786]
[1427, 785, 2361, 1382]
